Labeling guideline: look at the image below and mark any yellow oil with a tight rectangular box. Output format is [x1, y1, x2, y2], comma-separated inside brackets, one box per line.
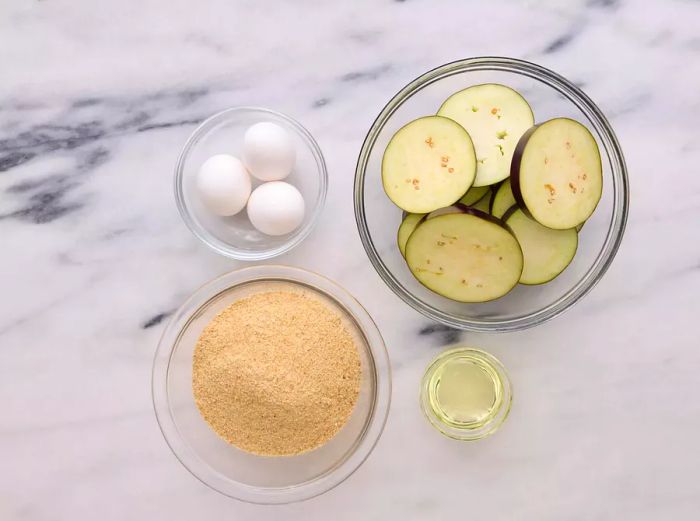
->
[427, 353, 503, 429]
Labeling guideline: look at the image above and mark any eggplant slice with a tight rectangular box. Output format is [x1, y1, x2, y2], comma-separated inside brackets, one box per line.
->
[438, 83, 534, 187]
[511, 117, 602, 230]
[471, 191, 491, 213]
[490, 178, 517, 219]
[459, 185, 490, 206]
[382, 116, 476, 213]
[503, 206, 578, 284]
[405, 212, 523, 302]
[397, 213, 425, 257]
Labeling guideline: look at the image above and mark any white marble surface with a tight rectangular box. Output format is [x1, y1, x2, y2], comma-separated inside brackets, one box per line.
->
[1, 0, 699, 518]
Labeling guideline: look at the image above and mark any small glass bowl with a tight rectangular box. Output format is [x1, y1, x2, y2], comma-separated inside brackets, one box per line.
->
[354, 57, 629, 331]
[420, 348, 512, 441]
[175, 107, 328, 261]
[151, 265, 391, 504]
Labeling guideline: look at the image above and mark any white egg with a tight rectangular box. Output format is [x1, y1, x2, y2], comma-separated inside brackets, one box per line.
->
[243, 122, 296, 181]
[247, 182, 305, 236]
[196, 154, 251, 216]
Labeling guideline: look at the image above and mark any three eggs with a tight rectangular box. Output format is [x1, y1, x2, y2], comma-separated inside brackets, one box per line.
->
[196, 122, 305, 236]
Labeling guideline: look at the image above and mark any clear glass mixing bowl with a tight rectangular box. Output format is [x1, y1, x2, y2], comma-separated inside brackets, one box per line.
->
[354, 57, 629, 332]
[152, 266, 391, 504]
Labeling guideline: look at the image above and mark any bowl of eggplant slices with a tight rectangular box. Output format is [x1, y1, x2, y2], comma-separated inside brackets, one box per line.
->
[354, 57, 629, 332]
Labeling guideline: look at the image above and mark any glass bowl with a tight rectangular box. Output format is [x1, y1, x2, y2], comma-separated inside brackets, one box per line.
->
[354, 57, 629, 332]
[151, 265, 391, 504]
[175, 107, 327, 261]
[420, 347, 512, 441]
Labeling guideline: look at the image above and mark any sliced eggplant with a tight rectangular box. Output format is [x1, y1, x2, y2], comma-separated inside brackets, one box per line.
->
[511, 117, 602, 229]
[426, 192, 490, 220]
[397, 213, 425, 257]
[405, 211, 523, 302]
[458, 185, 490, 206]
[471, 192, 491, 213]
[490, 179, 517, 219]
[502, 206, 578, 285]
[426, 204, 465, 220]
[382, 116, 477, 213]
[438, 84, 534, 187]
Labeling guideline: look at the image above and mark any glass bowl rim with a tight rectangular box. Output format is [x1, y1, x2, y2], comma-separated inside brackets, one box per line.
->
[151, 265, 392, 504]
[354, 56, 629, 332]
[174, 106, 328, 261]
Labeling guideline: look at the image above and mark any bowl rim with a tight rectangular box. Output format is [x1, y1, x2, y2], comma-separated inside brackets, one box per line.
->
[151, 265, 392, 504]
[354, 56, 629, 332]
[174, 106, 328, 261]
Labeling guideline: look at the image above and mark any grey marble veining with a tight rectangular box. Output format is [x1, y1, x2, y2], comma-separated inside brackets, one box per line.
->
[1, 0, 699, 519]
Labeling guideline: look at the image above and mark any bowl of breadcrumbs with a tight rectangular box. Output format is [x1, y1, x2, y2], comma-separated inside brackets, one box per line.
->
[152, 265, 391, 504]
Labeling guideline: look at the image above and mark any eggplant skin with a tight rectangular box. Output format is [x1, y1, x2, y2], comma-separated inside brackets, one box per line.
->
[454, 204, 522, 241]
[500, 204, 520, 224]
[509, 124, 539, 218]
[454, 204, 507, 228]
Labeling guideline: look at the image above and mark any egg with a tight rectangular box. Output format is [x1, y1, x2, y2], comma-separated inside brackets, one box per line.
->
[247, 182, 305, 236]
[196, 154, 251, 216]
[243, 122, 296, 181]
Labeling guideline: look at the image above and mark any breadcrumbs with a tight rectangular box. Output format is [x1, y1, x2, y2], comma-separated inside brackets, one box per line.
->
[192, 289, 361, 456]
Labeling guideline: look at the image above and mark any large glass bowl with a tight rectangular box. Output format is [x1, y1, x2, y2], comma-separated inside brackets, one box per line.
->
[152, 266, 391, 504]
[354, 57, 629, 332]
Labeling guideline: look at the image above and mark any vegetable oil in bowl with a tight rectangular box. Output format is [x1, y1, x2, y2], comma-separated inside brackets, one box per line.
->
[420, 348, 512, 441]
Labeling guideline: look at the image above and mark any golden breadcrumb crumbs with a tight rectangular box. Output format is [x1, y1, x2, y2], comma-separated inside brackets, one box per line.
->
[192, 289, 361, 456]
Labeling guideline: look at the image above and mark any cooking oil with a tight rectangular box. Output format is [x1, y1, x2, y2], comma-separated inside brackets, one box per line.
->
[420, 348, 512, 441]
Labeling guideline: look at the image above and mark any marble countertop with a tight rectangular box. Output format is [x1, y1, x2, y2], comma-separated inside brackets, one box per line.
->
[2, 0, 699, 519]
